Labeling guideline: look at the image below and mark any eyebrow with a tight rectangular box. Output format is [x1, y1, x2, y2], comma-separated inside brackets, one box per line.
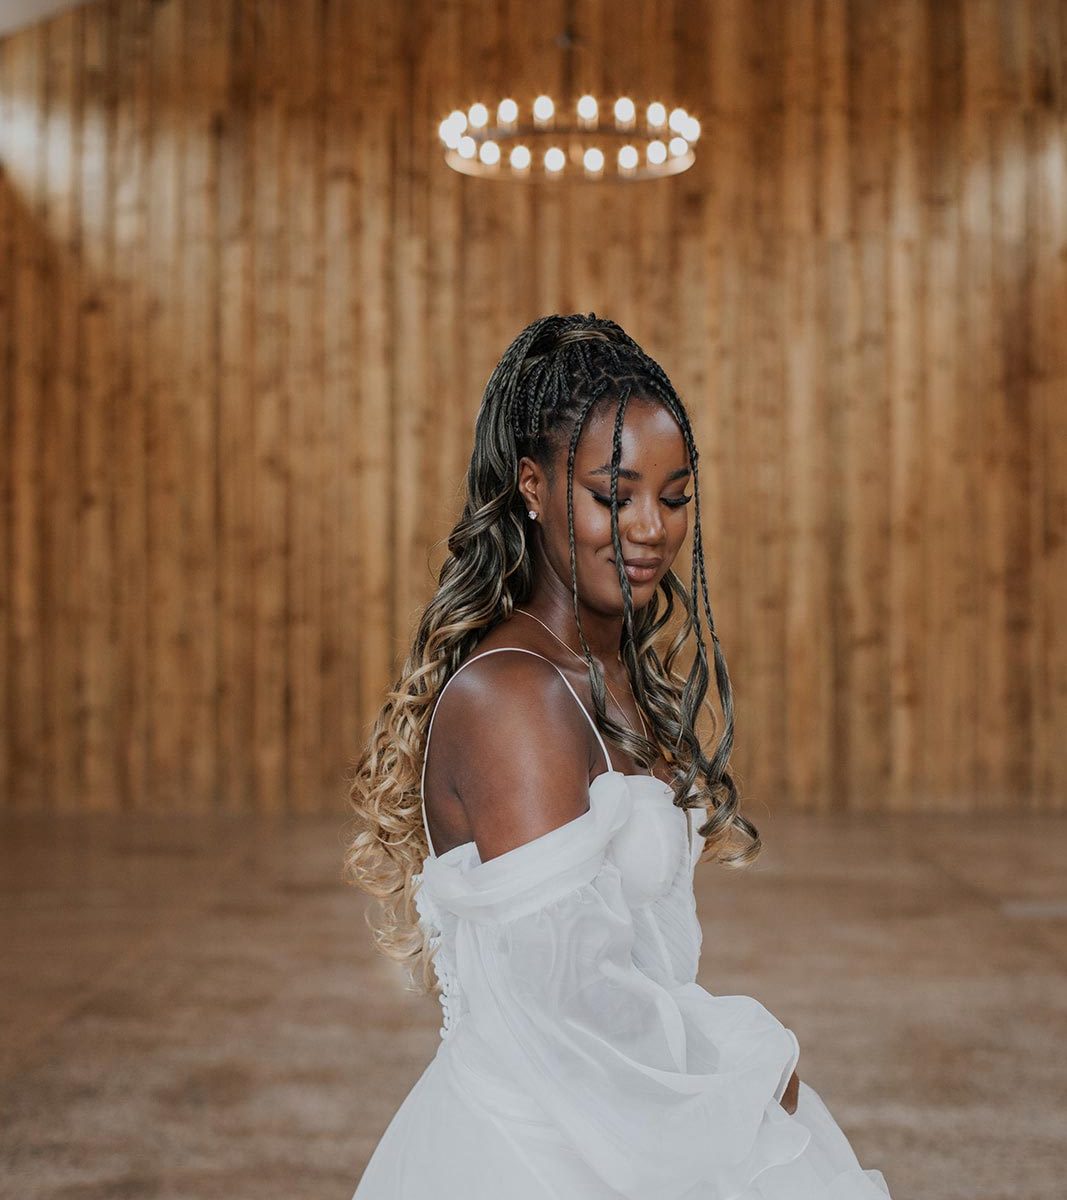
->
[588, 464, 692, 482]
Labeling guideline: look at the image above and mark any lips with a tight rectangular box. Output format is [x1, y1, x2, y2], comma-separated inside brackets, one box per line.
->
[609, 556, 663, 584]
[609, 557, 663, 569]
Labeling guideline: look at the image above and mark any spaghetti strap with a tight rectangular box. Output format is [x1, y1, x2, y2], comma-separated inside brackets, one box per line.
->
[420, 647, 612, 858]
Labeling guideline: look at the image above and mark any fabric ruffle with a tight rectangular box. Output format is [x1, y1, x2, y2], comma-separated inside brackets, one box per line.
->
[419, 769, 636, 922]
[415, 772, 821, 1200]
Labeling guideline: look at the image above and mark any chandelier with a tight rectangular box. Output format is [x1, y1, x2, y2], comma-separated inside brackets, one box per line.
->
[437, 17, 700, 183]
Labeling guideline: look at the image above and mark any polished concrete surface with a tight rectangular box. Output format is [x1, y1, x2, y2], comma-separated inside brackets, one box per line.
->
[1, 806, 1064, 1199]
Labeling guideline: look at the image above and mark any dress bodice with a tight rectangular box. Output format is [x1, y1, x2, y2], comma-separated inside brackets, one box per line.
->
[414, 645, 706, 1041]
[413, 770, 707, 1040]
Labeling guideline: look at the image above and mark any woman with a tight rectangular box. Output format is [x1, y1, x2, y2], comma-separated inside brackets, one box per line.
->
[344, 314, 892, 1198]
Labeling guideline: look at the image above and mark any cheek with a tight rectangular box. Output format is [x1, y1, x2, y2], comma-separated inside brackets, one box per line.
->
[669, 510, 690, 555]
[570, 496, 612, 543]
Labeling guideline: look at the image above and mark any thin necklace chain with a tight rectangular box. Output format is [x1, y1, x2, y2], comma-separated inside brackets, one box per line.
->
[512, 608, 651, 742]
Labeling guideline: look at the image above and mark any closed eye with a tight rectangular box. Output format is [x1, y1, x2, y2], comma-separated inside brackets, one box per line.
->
[591, 492, 692, 509]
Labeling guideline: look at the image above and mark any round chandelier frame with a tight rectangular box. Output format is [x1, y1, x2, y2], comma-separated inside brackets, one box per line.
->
[438, 96, 699, 182]
[437, 10, 699, 184]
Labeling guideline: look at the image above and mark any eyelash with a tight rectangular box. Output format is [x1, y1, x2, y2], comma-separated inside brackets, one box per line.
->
[591, 492, 692, 510]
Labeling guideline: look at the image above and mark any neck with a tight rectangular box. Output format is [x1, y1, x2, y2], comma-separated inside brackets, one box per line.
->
[518, 581, 624, 666]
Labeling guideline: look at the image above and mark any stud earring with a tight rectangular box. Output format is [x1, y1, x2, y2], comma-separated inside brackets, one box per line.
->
[528, 510, 537, 520]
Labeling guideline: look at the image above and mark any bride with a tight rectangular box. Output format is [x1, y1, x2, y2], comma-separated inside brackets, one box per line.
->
[344, 313, 893, 1198]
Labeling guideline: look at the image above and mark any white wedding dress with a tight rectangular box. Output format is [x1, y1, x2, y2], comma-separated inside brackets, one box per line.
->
[352, 648, 893, 1199]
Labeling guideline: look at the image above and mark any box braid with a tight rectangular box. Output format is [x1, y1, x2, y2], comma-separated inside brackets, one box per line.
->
[500, 313, 759, 865]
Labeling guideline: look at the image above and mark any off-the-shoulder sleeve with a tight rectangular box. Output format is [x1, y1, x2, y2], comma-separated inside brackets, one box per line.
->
[418, 772, 810, 1200]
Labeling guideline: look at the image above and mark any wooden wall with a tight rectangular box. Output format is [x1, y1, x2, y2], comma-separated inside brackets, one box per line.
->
[0, 0, 1064, 814]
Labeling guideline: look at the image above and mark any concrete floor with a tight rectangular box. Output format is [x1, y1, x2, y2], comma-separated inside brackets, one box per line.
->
[0, 805, 1064, 1200]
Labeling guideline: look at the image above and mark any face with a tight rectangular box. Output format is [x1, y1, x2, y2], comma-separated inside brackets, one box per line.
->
[519, 397, 692, 612]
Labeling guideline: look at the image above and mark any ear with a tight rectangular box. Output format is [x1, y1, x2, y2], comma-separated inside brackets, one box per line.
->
[517, 456, 546, 519]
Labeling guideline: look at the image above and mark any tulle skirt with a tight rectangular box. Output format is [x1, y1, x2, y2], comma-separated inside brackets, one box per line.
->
[351, 1037, 892, 1200]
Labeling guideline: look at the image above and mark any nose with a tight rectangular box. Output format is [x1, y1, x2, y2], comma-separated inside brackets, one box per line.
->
[624, 494, 668, 547]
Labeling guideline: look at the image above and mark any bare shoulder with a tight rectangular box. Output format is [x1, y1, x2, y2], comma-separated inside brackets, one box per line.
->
[431, 649, 598, 862]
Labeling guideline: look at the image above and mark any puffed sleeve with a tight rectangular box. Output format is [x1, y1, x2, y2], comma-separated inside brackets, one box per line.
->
[419, 771, 811, 1200]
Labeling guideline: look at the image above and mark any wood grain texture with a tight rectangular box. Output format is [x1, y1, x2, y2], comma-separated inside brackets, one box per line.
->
[0, 0, 1063, 813]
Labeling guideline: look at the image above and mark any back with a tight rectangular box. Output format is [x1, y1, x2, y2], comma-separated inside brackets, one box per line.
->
[420, 648, 611, 862]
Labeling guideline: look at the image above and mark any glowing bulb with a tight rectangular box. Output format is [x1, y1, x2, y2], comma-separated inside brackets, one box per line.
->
[577, 94, 598, 121]
[669, 136, 689, 157]
[533, 95, 554, 122]
[618, 145, 639, 170]
[497, 98, 518, 124]
[458, 135, 477, 159]
[439, 119, 462, 148]
[479, 140, 500, 165]
[583, 147, 604, 172]
[447, 110, 467, 133]
[510, 144, 531, 170]
[468, 102, 488, 128]
[668, 107, 688, 133]
[647, 139, 667, 165]
[614, 97, 635, 124]
[647, 102, 666, 128]
[544, 146, 565, 172]
[684, 116, 701, 142]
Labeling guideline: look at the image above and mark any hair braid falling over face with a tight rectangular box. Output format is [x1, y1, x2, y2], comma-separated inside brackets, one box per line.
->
[342, 313, 761, 995]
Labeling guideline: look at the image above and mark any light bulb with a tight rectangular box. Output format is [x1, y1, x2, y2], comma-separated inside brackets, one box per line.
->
[583, 147, 604, 172]
[510, 144, 531, 170]
[647, 102, 666, 128]
[577, 94, 598, 121]
[668, 107, 688, 133]
[544, 146, 565, 172]
[618, 145, 639, 170]
[497, 98, 518, 124]
[533, 95, 554, 122]
[647, 139, 667, 165]
[468, 102, 488, 128]
[458, 135, 477, 159]
[479, 140, 500, 165]
[669, 136, 689, 157]
[614, 97, 635, 124]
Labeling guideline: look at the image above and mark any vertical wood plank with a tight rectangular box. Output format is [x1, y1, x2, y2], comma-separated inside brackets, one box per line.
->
[181, 0, 225, 811]
[80, 1, 116, 815]
[284, 0, 324, 811]
[8, 25, 47, 809]
[748, 3, 790, 810]
[1027, 0, 1067, 810]
[217, 0, 256, 811]
[704, 0, 747, 788]
[0, 35, 11, 805]
[250, 0, 289, 812]
[322, 0, 361, 795]
[144, 0, 185, 810]
[886, 0, 927, 811]
[393, 0, 429, 666]
[111, 0, 152, 809]
[354, 1, 398, 722]
[41, 11, 83, 811]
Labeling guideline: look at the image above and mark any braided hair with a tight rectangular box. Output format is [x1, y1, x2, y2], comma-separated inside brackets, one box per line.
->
[344, 312, 760, 991]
